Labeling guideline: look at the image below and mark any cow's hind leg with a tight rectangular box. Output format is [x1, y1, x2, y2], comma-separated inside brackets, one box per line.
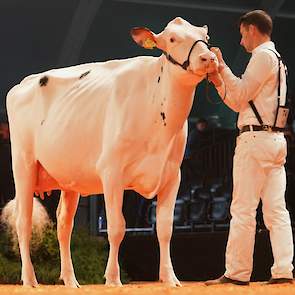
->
[157, 171, 181, 287]
[13, 154, 38, 287]
[56, 191, 80, 288]
[102, 169, 125, 286]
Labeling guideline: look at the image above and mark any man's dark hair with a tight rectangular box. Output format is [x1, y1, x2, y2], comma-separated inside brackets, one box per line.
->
[196, 118, 208, 125]
[239, 10, 273, 36]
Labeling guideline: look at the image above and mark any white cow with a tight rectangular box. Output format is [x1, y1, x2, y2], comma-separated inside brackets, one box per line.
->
[5, 17, 217, 287]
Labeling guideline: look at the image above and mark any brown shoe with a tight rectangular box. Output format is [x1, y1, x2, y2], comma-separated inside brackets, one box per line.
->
[267, 278, 293, 284]
[205, 275, 249, 286]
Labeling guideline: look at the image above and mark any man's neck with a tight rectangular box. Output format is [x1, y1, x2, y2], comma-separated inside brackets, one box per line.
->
[253, 35, 271, 50]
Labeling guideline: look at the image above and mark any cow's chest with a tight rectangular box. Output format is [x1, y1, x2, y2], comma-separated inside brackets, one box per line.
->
[120, 137, 177, 197]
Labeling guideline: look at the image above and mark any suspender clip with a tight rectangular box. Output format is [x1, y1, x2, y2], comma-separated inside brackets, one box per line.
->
[262, 125, 272, 132]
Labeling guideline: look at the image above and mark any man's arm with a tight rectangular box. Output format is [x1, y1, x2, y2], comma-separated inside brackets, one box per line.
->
[208, 73, 241, 112]
[209, 47, 275, 112]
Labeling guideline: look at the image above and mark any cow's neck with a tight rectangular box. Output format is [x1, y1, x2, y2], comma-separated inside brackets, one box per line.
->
[156, 56, 203, 133]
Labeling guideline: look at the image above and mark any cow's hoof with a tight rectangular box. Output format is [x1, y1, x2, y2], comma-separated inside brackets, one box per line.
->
[22, 282, 39, 288]
[21, 277, 39, 288]
[60, 275, 80, 288]
[105, 278, 122, 287]
[105, 280, 123, 287]
[104, 271, 122, 287]
[160, 278, 182, 287]
[21, 269, 38, 288]
[159, 270, 182, 287]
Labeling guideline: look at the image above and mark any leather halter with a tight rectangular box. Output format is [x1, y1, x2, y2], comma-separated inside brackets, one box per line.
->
[162, 39, 210, 71]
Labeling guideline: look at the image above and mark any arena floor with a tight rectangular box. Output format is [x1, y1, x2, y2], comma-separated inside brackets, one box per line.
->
[0, 282, 295, 295]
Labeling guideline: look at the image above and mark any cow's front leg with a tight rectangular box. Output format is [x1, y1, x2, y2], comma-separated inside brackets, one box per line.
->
[156, 171, 181, 287]
[56, 191, 80, 288]
[102, 169, 125, 286]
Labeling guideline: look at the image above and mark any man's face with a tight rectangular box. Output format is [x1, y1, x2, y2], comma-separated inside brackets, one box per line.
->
[0, 123, 9, 140]
[196, 122, 207, 131]
[239, 24, 254, 53]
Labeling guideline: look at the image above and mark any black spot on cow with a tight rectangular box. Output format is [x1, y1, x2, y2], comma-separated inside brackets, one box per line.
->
[160, 112, 167, 126]
[39, 76, 49, 87]
[41, 120, 45, 125]
[79, 70, 91, 79]
[158, 76, 161, 83]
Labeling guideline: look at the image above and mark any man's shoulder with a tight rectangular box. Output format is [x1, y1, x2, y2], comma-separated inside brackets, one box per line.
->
[254, 41, 280, 58]
[251, 48, 277, 66]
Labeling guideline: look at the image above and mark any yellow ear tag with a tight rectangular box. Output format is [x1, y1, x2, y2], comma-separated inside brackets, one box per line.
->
[143, 38, 156, 49]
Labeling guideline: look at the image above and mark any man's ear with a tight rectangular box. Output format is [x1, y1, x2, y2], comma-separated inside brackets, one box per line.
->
[248, 24, 256, 35]
[130, 27, 157, 49]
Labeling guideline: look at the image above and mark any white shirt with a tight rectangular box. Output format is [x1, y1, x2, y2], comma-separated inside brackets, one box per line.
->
[217, 41, 287, 129]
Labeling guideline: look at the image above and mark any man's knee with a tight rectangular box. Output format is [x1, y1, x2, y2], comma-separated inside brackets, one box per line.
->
[263, 209, 291, 229]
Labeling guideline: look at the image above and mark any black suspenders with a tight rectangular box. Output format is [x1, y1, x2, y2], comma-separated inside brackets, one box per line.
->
[248, 49, 287, 129]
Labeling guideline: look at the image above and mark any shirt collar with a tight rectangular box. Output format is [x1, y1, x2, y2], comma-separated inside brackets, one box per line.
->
[252, 41, 275, 54]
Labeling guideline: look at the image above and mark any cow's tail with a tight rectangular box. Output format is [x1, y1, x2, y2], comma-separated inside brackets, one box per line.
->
[1, 197, 53, 253]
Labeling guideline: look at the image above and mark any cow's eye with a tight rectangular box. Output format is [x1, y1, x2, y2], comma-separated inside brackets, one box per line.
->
[170, 37, 175, 43]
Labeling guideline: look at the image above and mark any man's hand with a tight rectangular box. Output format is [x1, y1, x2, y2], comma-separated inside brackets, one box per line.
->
[208, 72, 223, 87]
[210, 47, 226, 72]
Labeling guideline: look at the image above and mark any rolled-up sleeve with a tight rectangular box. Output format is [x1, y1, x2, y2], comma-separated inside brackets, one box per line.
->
[216, 51, 275, 112]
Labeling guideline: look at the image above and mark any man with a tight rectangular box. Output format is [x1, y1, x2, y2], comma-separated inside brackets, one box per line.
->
[181, 118, 210, 192]
[184, 118, 209, 159]
[0, 121, 14, 208]
[206, 10, 294, 285]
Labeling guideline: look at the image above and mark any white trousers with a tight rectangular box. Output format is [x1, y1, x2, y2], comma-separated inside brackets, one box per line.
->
[225, 131, 294, 282]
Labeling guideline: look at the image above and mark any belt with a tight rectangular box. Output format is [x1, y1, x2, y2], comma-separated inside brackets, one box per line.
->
[239, 125, 285, 134]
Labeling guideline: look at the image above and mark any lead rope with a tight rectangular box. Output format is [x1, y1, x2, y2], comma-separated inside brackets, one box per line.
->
[205, 74, 227, 105]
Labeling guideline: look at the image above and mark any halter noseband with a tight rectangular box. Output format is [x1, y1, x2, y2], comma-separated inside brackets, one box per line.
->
[162, 39, 210, 71]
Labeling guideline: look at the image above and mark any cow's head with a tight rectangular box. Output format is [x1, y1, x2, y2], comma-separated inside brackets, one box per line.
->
[131, 17, 218, 81]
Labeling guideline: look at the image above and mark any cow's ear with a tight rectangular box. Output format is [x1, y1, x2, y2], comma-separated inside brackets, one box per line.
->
[130, 27, 157, 49]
